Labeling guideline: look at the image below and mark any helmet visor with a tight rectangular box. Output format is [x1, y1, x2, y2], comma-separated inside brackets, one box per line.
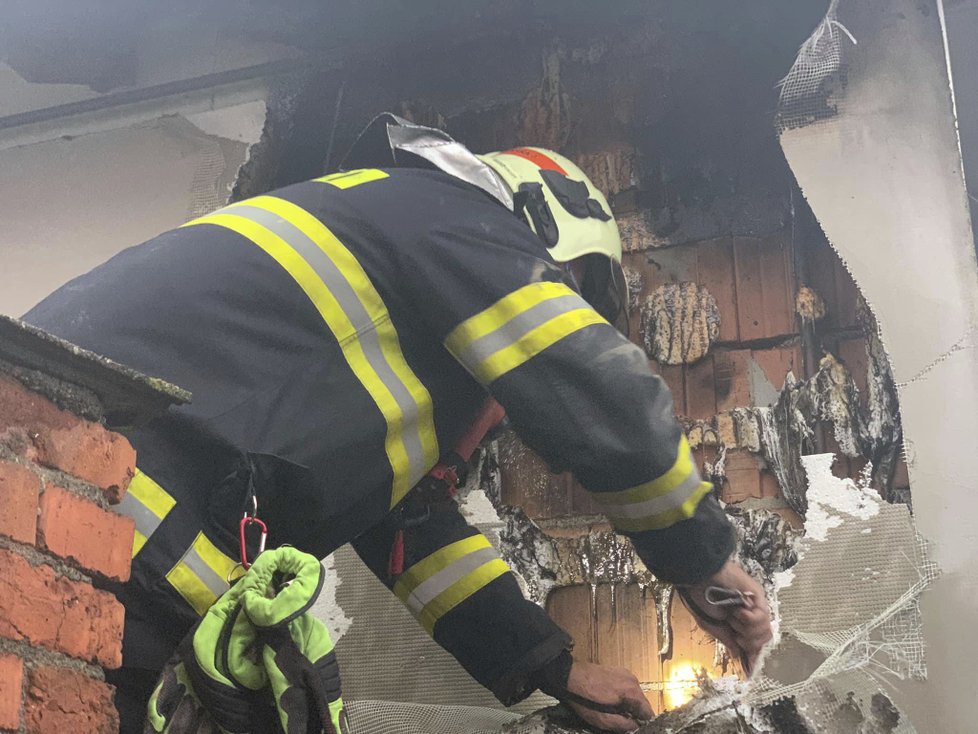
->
[580, 254, 630, 337]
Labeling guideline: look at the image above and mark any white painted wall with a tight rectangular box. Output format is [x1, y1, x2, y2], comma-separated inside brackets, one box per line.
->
[0, 57, 272, 316]
[780, 1, 978, 730]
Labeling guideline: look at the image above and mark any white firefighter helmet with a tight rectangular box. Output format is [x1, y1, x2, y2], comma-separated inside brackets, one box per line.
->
[480, 147, 628, 331]
[478, 147, 622, 265]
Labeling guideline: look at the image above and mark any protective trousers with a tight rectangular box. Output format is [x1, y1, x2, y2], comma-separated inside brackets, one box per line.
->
[145, 547, 348, 734]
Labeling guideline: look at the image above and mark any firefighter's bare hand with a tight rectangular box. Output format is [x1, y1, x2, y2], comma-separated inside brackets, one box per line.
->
[564, 659, 654, 732]
[684, 559, 773, 674]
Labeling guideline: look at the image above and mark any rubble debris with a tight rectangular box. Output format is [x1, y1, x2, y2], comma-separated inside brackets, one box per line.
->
[725, 506, 801, 580]
[501, 678, 817, 733]
[795, 285, 826, 323]
[641, 282, 720, 365]
[732, 346, 902, 516]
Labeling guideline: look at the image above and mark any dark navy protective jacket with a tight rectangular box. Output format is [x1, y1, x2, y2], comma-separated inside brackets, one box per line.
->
[25, 165, 735, 704]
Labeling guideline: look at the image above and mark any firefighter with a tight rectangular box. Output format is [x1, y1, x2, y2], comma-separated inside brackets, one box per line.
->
[24, 113, 771, 733]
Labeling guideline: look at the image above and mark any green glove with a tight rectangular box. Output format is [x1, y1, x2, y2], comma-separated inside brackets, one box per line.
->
[146, 547, 348, 734]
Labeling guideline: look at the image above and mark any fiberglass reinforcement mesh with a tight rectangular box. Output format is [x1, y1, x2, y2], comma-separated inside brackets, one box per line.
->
[746, 455, 938, 734]
[776, 0, 859, 133]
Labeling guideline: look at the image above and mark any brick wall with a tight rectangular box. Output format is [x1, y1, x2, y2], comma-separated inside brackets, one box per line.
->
[0, 370, 136, 734]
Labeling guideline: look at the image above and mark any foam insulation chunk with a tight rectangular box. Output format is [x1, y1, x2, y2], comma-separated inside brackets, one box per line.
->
[641, 282, 720, 364]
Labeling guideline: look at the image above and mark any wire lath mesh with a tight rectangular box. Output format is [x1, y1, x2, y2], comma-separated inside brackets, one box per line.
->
[776, 0, 859, 133]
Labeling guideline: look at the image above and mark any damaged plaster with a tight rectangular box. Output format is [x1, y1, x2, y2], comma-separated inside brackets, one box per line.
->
[778, 2, 978, 728]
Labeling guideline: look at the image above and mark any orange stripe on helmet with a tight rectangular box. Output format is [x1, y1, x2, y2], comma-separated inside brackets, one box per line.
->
[500, 148, 568, 176]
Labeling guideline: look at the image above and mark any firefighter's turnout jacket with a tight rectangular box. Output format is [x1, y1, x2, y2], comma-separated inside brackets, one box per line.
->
[25, 165, 735, 704]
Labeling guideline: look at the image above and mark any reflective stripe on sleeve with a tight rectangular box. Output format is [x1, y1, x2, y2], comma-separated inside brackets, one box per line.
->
[116, 470, 176, 557]
[315, 169, 389, 189]
[444, 281, 606, 384]
[393, 535, 511, 636]
[593, 435, 714, 532]
[166, 531, 244, 616]
[184, 196, 438, 508]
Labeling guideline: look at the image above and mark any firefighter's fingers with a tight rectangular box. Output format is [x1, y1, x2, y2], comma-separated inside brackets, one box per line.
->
[565, 660, 653, 732]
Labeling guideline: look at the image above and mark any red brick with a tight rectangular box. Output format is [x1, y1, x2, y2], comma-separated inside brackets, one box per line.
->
[720, 450, 762, 503]
[0, 654, 23, 731]
[714, 350, 751, 412]
[760, 471, 781, 499]
[695, 238, 738, 342]
[38, 487, 133, 582]
[893, 455, 910, 487]
[498, 434, 570, 520]
[0, 549, 123, 668]
[25, 666, 117, 734]
[657, 364, 686, 416]
[733, 236, 796, 341]
[0, 460, 40, 545]
[834, 258, 860, 329]
[751, 346, 803, 395]
[684, 356, 717, 420]
[0, 374, 135, 503]
[758, 232, 796, 337]
[570, 477, 601, 516]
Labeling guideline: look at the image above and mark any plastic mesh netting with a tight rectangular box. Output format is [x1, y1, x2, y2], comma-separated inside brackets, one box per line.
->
[776, 0, 859, 132]
[345, 701, 520, 734]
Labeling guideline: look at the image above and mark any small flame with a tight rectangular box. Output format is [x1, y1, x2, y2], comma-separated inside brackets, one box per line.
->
[662, 662, 705, 710]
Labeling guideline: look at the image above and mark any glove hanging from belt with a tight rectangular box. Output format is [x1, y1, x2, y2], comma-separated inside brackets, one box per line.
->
[145, 547, 349, 734]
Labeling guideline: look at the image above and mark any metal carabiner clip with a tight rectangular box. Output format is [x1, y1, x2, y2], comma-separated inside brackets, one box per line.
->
[704, 585, 755, 608]
[239, 494, 268, 570]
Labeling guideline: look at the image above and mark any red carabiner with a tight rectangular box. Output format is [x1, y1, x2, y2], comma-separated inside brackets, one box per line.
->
[239, 515, 268, 570]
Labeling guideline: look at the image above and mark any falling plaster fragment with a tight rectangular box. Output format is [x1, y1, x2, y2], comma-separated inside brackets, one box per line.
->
[311, 553, 352, 643]
[747, 357, 782, 408]
[641, 282, 720, 365]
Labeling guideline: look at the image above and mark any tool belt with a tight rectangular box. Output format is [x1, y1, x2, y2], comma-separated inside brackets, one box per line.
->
[145, 547, 348, 734]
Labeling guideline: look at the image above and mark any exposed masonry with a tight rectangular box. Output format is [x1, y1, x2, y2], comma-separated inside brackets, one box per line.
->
[0, 318, 181, 733]
[468, 445, 800, 667]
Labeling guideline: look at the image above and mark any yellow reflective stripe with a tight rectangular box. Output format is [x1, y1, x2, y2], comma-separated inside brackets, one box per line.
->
[185, 203, 437, 507]
[445, 282, 574, 354]
[119, 470, 176, 558]
[166, 531, 244, 616]
[444, 282, 605, 384]
[474, 309, 605, 384]
[315, 169, 389, 189]
[128, 470, 177, 519]
[418, 559, 509, 635]
[593, 435, 715, 532]
[597, 435, 695, 507]
[607, 482, 713, 533]
[393, 535, 510, 636]
[394, 535, 491, 599]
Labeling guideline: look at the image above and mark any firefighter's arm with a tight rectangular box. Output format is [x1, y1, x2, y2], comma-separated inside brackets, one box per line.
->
[351, 497, 572, 705]
[402, 201, 737, 586]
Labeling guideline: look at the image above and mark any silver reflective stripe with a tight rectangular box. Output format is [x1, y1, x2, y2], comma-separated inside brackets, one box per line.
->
[599, 470, 705, 520]
[228, 204, 428, 485]
[180, 544, 229, 599]
[403, 546, 501, 616]
[454, 293, 589, 372]
[116, 491, 161, 538]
